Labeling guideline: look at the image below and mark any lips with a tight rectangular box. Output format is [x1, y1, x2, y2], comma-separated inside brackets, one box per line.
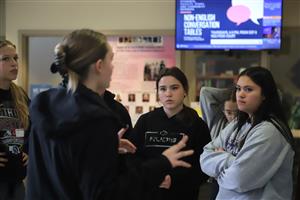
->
[10, 69, 18, 74]
[165, 100, 173, 104]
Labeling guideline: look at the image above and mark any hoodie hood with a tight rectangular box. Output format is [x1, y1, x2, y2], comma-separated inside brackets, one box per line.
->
[30, 84, 117, 138]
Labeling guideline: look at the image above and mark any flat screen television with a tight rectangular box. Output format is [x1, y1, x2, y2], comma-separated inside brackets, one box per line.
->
[175, 0, 283, 50]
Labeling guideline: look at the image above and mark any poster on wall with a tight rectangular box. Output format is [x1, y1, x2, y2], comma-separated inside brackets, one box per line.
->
[107, 35, 176, 124]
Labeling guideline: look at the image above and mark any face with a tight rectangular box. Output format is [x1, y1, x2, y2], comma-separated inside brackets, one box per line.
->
[158, 76, 186, 116]
[223, 100, 238, 122]
[236, 75, 265, 117]
[99, 44, 114, 90]
[0, 45, 19, 87]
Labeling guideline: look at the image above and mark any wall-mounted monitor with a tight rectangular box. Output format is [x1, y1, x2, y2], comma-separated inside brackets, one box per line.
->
[175, 0, 283, 50]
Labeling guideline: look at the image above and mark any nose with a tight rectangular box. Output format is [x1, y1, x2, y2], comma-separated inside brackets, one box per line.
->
[237, 90, 245, 99]
[165, 89, 172, 96]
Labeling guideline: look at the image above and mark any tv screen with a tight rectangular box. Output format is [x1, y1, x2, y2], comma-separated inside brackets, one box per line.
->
[175, 0, 283, 50]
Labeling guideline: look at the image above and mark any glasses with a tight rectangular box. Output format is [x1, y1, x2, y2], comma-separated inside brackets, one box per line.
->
[223, 109, 238, 116]
[0, 55, 19, 63]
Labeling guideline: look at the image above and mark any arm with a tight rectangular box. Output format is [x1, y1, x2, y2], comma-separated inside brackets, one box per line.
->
[200, 87, 231, 129]
[176, 118, 211, 188]
[200, 123, 236, 178]
[67, 118, 171, 200]
[217, 123, 293, 193]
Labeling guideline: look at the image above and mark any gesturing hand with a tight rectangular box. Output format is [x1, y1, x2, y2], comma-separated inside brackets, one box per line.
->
[22, 152, 29, 166]
[162, 135, 194, 168]
[159, 174, 171, 189]
[117, 127, 136, 154]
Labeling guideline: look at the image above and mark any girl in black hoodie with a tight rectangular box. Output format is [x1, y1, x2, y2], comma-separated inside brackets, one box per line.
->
[26, 29, 194, 200]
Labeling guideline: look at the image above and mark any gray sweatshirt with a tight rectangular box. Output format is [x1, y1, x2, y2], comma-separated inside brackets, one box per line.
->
[200, 120, 294, 200]
[200, 87, 231, 139]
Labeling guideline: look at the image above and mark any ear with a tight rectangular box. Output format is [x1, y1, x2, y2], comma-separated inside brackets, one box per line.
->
[95, 59, 103, 73]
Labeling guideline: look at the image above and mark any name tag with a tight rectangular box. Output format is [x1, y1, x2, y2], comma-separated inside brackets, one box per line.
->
[145, 130, 184, 148]
[15, 129, 24, 137]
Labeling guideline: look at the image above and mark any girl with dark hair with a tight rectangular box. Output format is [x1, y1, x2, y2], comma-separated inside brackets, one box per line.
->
[0, 40, 30, 200]
[130, 66, 211, 200]
[26, 29, 194, 200]
[200, 66, 295, 200]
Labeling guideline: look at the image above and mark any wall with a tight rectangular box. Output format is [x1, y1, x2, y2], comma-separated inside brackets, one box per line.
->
[5, 0, 175, 45]
[5, 0, 177, 86]
[5, 0, 300, 99]
[0, 0, 5, 40]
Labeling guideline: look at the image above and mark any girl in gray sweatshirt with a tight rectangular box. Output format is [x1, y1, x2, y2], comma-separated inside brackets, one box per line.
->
[200, 67, 295, 200]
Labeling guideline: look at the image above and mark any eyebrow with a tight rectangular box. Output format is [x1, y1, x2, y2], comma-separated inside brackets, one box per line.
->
[159, 84, 180, 87]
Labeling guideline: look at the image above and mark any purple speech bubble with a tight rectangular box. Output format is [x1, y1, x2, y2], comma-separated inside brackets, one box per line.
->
[227, 5, 251, 26]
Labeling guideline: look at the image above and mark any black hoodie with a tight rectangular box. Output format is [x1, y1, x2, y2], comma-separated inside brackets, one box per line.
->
[26, 84, 171, 200]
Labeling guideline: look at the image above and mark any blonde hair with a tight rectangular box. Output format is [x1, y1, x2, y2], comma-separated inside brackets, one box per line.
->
[67, 70, 79, 93]
[51, 29, 108, 93]
[10, 82, 29, 130]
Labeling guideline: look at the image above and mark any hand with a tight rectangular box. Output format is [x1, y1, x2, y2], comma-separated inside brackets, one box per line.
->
[214, 147, 225, 152]
[0, 152, 8, 167]
[159, 174, 171, 189]
[118, 127, 136, 154]
[162, 135, 194, 168]
[22, 152, 29, 166]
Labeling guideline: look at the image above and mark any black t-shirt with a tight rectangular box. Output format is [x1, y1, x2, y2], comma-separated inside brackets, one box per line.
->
[0, 88, 28, 182]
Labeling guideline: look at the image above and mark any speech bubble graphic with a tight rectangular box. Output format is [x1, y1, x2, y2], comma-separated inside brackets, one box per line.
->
[227, 5, 251, 25]
[231, 0, 263, 25]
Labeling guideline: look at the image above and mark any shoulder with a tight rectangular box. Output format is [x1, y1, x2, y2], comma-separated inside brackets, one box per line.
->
[184, 106, 206, 123]
[135, 107, 163, 124]
[252, 121, 281, 135]
[246, 121, 286, 144]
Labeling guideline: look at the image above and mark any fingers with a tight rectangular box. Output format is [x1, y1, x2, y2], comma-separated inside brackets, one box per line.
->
[176, 149, 194, 160]
[0, 152, 8, 167]
[117, 126, 129, 139]
[159, 175, 171, 189]
[173, 135, 188, 151]
[175, 160, 192, 168]
[119, 139, 136, 154]
[22, 152, 29, 166]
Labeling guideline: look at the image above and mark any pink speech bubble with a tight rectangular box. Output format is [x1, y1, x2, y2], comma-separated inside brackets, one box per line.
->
[227, 5, 251, 26]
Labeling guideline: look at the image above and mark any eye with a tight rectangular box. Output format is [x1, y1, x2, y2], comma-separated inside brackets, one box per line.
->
[159, 87, 166, 92]
[243, 87, 253, 93]
[1, 56, 10, 62]
[170, 85, 179, 91]
[13, 56, 19, 62]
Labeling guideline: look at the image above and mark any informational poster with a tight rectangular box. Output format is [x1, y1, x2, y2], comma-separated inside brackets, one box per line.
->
[107, 35, 176, 124]
[176, 0, 282, 50]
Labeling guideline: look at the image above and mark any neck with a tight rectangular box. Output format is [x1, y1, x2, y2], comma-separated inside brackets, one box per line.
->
[0, 80, 11, 90]
[163, 104, 184, 118]
[82, 79, 105, 96]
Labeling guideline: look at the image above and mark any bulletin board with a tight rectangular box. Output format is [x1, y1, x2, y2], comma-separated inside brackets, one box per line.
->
[23, 30, 176, 125]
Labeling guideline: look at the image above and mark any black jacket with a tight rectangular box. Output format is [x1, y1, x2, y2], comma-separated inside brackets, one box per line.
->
[130, 106, 211, 200]
[103, 90, 132, 137]
[26, 84, 171, 200]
